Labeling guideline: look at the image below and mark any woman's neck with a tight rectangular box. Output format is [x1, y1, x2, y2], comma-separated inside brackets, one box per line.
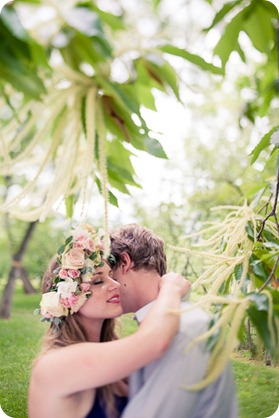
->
[77, 315, 104, 342]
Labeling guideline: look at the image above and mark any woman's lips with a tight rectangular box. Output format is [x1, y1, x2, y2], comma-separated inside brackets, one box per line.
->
[107, 294, 120, 303]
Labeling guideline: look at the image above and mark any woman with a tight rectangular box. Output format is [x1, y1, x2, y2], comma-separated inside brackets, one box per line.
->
[28, 223, 190, 418]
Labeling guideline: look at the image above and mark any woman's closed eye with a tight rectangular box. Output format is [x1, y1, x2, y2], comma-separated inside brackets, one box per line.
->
[92, 278, 104, 285]
[91, 273, 104, 285]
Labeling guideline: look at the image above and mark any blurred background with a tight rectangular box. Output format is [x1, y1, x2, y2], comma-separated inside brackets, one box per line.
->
[0, 1, 279, 417]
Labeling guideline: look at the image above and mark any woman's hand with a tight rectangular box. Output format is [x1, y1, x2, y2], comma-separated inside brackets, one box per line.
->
[160, 272, 191, 299]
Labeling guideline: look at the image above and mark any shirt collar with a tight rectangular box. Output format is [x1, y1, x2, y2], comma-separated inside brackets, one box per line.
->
[134, 301, 155, 324]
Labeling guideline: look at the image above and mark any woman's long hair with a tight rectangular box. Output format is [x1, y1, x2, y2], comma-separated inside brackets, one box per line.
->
[36, 256, 121, 417]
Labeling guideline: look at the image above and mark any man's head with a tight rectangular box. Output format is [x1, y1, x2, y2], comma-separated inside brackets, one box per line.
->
[110, 224, 167, 313]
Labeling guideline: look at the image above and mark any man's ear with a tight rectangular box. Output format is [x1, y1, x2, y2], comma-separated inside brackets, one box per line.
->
[121, 252, 134, 273]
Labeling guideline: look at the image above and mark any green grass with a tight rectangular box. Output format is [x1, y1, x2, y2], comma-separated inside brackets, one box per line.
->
[232, 357, 279, 418]
[0, 287, 278, 418]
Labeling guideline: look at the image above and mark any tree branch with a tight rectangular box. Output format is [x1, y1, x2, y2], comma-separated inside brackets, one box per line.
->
[258, 255, 279, 292]
[257, 167, 279, 240]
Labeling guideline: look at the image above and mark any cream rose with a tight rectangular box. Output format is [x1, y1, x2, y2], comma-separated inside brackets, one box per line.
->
[81, 271, 93, 282]
[61, 248, 85, 269]
[40, 292, 68, 317]
[84, 259, 96, 269]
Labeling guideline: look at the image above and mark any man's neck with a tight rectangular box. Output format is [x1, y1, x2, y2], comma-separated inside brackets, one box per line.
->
[133, 269, 161, 311]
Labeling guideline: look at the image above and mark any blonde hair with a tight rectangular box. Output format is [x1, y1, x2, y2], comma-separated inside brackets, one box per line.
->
[36, 256, 121, 417]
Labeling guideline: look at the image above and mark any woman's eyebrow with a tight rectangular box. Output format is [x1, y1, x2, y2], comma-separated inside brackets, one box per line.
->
[92, 271, 103, 277]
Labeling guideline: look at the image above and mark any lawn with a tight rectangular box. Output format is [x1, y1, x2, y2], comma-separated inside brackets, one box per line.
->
[0, 288, 278, 418]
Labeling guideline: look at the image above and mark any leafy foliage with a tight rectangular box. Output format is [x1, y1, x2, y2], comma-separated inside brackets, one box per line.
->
[0, 0, 279, 391]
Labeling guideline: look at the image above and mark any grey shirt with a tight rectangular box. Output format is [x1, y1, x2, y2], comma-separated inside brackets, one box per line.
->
[122, 301, 238, 418]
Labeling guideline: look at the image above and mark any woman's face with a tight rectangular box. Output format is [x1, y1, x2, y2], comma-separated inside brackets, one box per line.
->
[78, 261, 123, 319]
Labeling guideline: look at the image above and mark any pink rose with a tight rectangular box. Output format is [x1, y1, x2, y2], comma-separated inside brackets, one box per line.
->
[68, 269, 80, 279]
[59, 268, 68, 279]
[70, 293, 89, 314]
[85, 238, 95, 252]
[60, 293, 79, 308]
[98, 243, 104, 251]
[80, 282, 91, 292]
[75, 236, 95, 252]
[62, 248, 85, 269]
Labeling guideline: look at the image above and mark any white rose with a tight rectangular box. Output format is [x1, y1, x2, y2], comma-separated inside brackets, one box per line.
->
[57, 278, 78, 298]
[40, 292, 68, 317]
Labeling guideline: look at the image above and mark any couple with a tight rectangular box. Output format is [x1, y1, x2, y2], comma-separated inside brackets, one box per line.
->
[28, 223, 238, 418]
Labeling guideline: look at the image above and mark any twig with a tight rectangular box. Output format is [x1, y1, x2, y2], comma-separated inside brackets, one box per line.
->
[258, 254, 279, 292]
[257, 167, 279, 240]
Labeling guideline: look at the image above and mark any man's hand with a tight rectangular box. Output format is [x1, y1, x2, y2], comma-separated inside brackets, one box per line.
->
[160, 272, 191, 299]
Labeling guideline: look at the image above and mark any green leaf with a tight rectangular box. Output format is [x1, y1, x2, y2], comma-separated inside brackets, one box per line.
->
[247, 293, 278, 356]
[262, 228, 279, 245]
[98, 78, 144, 122]
[160, 44, 224, 75]
[0, 62, 45, 99]
[107, 164, 140, 188]
[93, 7, 125, 31]
[249, 126, 279, 164]
[204, 0, 244, 31]
[29, 40, 51, 69]
[206, 313, 221, 351]
[234, 264, 243, 281]
[0, 9, 46, 98]
[243, 1, 278, 53]
[247, 302, 276, 354]
[213, 6, 247, 67]
[250, 254, 270, 281]
[144, 136, 167, 159]
[136, 85, 157, 111]
[108, 140, 137, 174]
[108, 190, 118, 207]
[57, 244, 65, 255]
[245, 221, 255, 242]
[245, 185, 267, 206]
[65, 235, 73, 246]
[106, 171, 131, 194]
[144, 54, 180, 100]
[1, 6, 29, 41]
[247, 292, 269, 311]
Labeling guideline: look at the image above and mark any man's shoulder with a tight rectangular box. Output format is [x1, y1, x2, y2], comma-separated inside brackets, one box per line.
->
[179, 301, 211, 336]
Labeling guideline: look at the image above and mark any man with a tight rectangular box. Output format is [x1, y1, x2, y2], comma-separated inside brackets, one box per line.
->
[110, 224, 238, 418]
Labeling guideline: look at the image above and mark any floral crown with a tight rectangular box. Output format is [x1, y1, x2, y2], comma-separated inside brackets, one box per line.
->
[38, 224, 116, 329]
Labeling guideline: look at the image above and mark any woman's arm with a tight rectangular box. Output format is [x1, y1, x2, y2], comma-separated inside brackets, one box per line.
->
[31, 273, 190, 396]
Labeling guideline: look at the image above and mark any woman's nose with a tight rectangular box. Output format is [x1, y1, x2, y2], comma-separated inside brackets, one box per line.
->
[108, 276, 120, 289]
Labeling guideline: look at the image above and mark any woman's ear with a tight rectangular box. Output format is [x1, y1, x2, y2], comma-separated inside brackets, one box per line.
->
[121, 252, 133, 273]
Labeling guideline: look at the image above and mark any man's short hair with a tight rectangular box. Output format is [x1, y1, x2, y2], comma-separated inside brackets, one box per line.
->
[110, 224, 167, 276]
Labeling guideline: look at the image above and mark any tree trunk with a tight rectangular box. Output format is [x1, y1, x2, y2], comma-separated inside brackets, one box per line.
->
[0, 221, 38, 319]
[22, 267, 37, 294]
